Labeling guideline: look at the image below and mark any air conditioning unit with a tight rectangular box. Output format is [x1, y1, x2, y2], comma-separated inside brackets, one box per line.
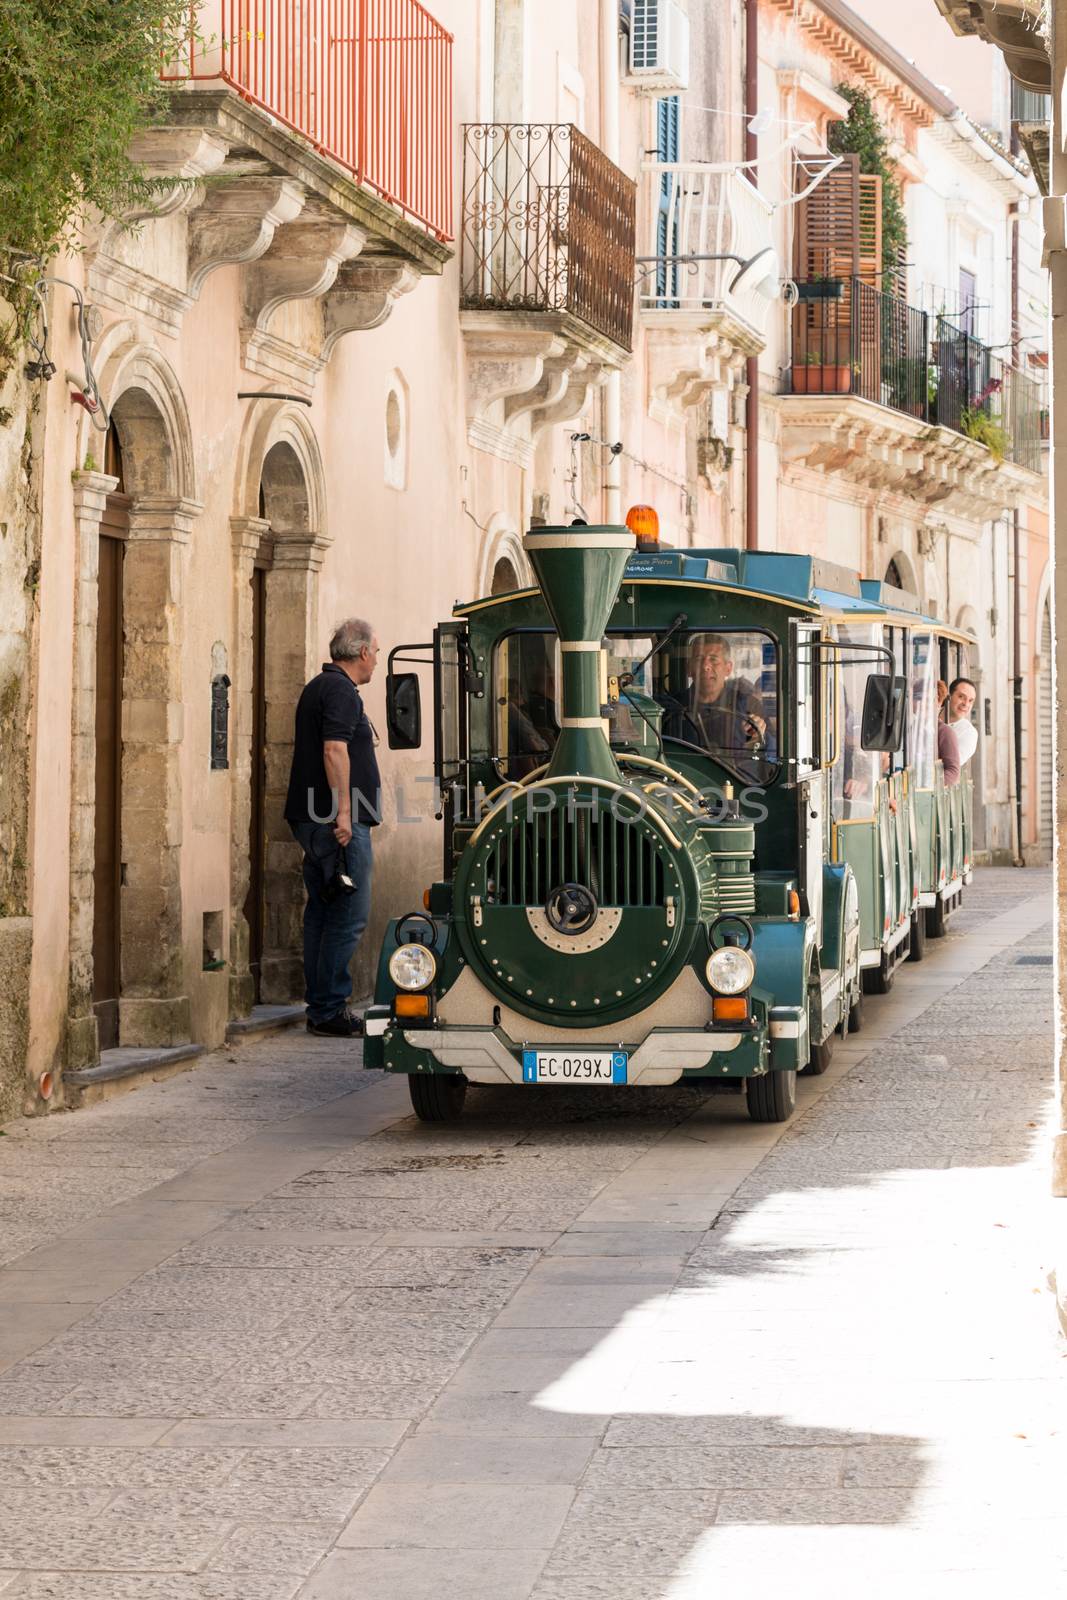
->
[624, 0, 690, 93]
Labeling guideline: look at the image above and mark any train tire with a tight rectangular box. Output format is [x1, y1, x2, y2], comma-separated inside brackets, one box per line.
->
[746, 1069, 797, 1123]
[908, 907, 927, 962]
[863, 952, 895, 995]
[847, 982, 864, 1033]
[408, 1072, 467, 1123]
[926, 896, 948, 939]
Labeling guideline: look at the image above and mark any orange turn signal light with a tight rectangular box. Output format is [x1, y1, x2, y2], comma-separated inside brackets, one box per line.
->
[787, 890, 801, 919]
[712, 996, 748, 1023]
[395, 993, 431, 1019]
[626, 503, 660, 549]
[422, 888, 432, 910]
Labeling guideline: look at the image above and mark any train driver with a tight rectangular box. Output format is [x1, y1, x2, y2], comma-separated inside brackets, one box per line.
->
[663, 634, 773, 775]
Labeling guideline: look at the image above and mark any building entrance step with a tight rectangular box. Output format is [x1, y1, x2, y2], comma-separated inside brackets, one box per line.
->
[64, 1043, 205, 1107]
[226, 1003, 305, 1042]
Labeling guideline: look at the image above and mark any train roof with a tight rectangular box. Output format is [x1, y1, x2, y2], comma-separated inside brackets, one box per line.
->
[455, 546, 974, 642]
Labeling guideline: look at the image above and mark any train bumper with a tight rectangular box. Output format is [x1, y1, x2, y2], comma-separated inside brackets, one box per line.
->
[364, 1009, 770, 1085]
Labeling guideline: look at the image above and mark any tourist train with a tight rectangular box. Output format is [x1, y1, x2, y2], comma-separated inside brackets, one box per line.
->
[364, 510, 974, 1123]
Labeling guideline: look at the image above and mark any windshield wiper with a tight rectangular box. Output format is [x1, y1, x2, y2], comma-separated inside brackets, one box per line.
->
[617, 613, 688, 690]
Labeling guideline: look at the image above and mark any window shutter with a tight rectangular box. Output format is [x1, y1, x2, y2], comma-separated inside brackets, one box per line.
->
[857, 173, 883, 286]
[794, 152, 862, 281]
[655, 96, 680, 302]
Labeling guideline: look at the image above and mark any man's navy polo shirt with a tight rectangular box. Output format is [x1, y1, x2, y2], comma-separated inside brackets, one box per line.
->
[284, 663, 381, 826]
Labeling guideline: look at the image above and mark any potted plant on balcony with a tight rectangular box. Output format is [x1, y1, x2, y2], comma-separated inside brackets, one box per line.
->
[796, 276, 845, 301]
[791, 350, 851, 395]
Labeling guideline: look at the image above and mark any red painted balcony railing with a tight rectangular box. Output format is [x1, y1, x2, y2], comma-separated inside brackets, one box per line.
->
[165, 1, 454, 240]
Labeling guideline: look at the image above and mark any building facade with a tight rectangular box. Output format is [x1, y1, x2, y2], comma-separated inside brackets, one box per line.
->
[0, 0, 1049, 1118]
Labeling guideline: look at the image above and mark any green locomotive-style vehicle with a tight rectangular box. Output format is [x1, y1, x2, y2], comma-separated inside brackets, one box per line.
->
[364, 514, 974, 1124]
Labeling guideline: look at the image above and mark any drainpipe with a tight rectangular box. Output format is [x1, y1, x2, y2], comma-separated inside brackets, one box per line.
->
[601, 0, 622, 524]
[744, 0, 759, 550]
[1010, 125, 1025, 865]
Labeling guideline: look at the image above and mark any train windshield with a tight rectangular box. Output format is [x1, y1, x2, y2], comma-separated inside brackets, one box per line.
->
[496, 629, 779, 784]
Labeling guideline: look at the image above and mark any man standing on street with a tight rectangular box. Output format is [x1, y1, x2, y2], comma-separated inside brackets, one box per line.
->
[284, 619, 381, 1036]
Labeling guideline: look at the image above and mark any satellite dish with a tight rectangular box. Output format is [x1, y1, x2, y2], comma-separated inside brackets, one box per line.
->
[728, 246, 781, 299]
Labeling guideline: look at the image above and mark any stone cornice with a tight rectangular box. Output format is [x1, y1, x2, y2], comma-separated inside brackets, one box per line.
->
[126, 494, 204, 544]
[764, 0, 941, 136]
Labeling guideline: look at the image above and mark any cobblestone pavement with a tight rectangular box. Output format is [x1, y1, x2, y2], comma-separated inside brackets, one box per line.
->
[0, 867, 1058, 1598]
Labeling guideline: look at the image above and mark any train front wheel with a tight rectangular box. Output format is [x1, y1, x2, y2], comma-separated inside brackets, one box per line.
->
[408, 1072, 467, 1123]
[746, 1069, 797, 1123]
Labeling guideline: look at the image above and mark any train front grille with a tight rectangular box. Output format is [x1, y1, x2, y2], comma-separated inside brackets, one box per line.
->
[483, 805, 667, 910]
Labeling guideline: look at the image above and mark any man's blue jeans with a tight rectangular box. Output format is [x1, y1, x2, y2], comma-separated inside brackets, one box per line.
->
[290, 822, 373, 1023]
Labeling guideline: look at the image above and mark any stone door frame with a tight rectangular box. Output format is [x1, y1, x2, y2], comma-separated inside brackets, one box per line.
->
[229, 405, 330, 1016]
[67, 338, 201, 1066]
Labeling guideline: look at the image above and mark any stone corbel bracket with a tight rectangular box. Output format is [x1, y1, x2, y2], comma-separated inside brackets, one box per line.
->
[645, 312, 763, 415]
[187, 176, 308, 295]
[88, 129, 232, 332]
[240, 215, 368, 391]
[321, 256, 421, 358]
[530, 351, 606, 436]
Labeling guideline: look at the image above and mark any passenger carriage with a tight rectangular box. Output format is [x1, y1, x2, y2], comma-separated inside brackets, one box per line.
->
[364, 513, 975, 1124]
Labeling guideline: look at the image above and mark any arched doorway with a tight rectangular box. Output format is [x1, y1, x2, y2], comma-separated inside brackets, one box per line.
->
[491, 557, 520, 595]
[246, 441, 315, 1006]
[230, 411, 328, 1016]
[69, 345, 198, 1063]
[92, 423, 128, 1048]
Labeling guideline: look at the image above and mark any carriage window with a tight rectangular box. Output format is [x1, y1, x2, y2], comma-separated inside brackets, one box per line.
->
[909, 631, 939, 787]
[832, 624, 881, 820]
[495, 629, 779, 783]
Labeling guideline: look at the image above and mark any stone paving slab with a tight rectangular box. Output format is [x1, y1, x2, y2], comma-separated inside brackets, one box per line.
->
[0, 868, 1058, 1597]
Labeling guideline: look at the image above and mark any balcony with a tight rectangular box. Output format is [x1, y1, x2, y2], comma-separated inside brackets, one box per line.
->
[776, 278, 1043, 520]
[637, 163, 776, 413]
[165, 0, 453, 240]
[82, 2, 453, 392]
[459, 124, 636, 465]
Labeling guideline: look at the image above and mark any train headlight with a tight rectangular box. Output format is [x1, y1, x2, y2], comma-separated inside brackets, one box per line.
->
[389, 944, 437, 992]
[706, 946, 755, 995]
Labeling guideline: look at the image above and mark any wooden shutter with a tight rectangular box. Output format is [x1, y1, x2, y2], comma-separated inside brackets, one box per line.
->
[857, 173, 882, 286]
[793, 154, 882, 288]
[794, 152, 861, 280]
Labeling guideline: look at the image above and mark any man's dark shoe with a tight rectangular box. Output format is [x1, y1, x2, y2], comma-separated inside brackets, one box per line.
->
[306, 1010, 365, 1038]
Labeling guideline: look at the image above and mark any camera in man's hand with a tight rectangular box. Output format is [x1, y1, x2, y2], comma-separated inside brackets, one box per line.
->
[321, 847, 358, 903]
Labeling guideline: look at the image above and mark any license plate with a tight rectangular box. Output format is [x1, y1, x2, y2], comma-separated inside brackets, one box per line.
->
[521, 1050, 627, 1084]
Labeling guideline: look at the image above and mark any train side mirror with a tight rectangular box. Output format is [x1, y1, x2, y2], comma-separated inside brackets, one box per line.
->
[386, 672, 422, 749]
[860, 674, 906, 752]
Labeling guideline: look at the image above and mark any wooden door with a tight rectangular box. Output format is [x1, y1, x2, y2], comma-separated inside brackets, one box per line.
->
[93, 498, 128, 1048]
[244, 563, 267, 1003]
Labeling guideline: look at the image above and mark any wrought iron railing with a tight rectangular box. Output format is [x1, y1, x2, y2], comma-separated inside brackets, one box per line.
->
[164, 0, 454, 240]
[639, 163, 775, 331]
[934, 317, 1043, 471]
[789, 279, 928, 416]
[460, 124, 636, 351]
[785, 280, 1043, 471]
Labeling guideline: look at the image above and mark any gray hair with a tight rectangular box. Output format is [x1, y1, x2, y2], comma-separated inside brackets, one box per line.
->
[329, 617, 374, 661]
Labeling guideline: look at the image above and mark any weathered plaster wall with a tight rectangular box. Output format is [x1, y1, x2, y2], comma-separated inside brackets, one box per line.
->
[0, 298, 40, 1117]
